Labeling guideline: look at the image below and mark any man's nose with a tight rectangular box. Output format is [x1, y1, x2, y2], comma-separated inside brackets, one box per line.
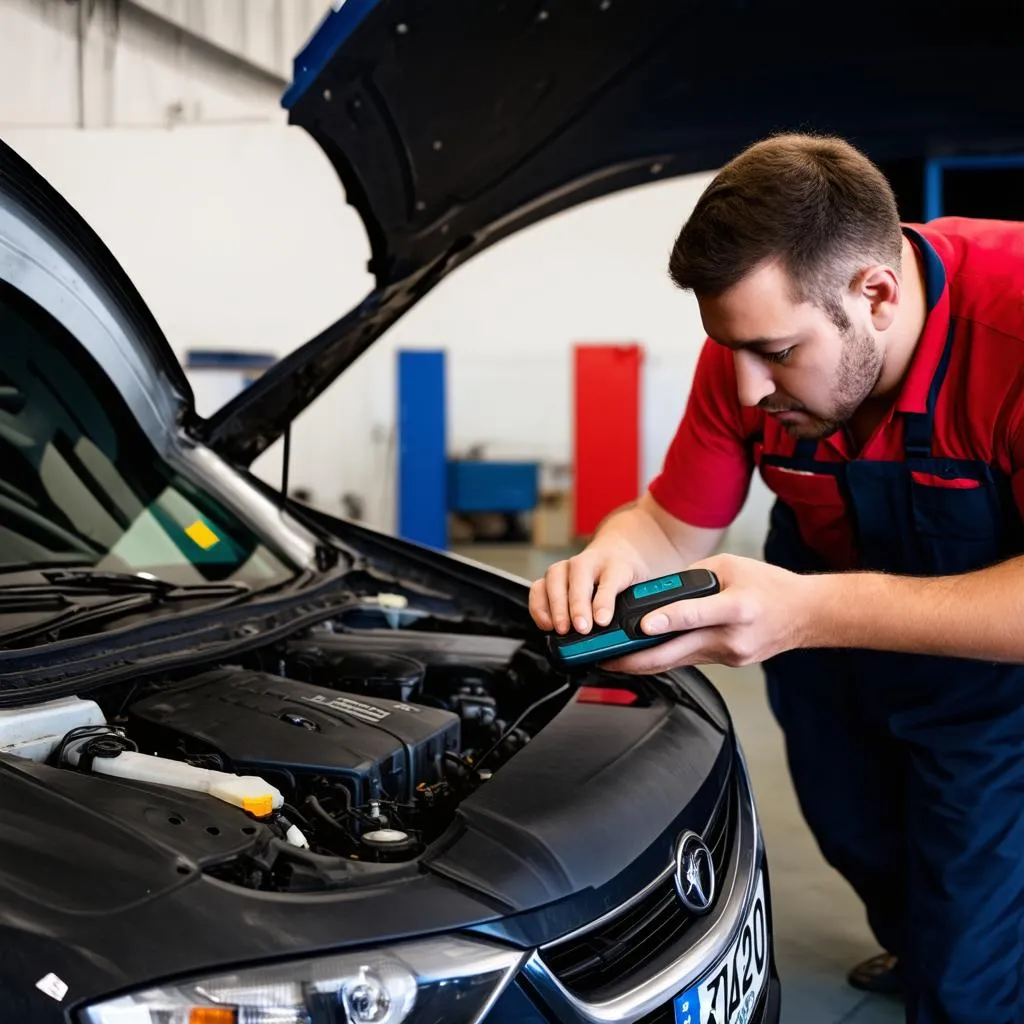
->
[733, 350, 775, 408]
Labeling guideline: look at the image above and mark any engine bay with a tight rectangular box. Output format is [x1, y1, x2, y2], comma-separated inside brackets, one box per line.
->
[0, 602, 581, 891]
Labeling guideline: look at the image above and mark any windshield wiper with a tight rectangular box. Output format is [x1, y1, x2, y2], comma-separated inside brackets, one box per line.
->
[0, 572, 252, 649]
[38, 569, 251, 599]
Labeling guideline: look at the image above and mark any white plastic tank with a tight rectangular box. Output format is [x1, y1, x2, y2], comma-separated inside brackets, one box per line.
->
[65, 746, 285, 818]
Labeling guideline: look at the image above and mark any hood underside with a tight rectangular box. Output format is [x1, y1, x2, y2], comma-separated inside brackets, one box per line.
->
[195, 0, 1024, 464]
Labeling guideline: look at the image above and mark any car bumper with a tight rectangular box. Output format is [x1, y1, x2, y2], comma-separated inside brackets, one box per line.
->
[484, 747, 780, 1023]
[484, 970, 781, 1024]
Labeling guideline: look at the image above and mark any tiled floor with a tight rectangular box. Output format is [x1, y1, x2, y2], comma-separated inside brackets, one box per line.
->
[452, 543, 905, 1024]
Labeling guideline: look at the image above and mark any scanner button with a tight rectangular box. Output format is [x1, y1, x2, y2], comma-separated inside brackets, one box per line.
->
[632, 574, 683, 599]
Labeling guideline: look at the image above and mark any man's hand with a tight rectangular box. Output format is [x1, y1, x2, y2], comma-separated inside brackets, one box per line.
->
[529, 543, 649, 636]
[529, 494, 727, 637]
[601, 553, 815, 674]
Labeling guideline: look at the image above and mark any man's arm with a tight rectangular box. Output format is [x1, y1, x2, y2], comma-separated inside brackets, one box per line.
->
[806, 558, 1024, 662]
[801, 357, 1024, 664]
[602, 553, 1024, 674]
[639, 490, 728, 569]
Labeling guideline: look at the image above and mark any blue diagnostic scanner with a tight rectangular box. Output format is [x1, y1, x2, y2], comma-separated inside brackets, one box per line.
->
[548, 568, 721, 668]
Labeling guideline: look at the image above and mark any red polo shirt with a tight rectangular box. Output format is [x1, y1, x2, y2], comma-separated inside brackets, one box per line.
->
[648, 217, 1024, 570]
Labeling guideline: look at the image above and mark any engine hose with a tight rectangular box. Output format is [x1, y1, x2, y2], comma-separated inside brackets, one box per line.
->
[473, 681, 569, 771]
[443, 750, 474, 774]
[282, 802, 311, 827]
[304, 794, 350, 834]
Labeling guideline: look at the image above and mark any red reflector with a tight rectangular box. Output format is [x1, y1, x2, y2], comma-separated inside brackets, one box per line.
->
[576, 686, 638, 705]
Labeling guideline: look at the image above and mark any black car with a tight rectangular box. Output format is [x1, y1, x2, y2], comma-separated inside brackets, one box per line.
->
[0, 119, 775, 1024]
[0, 114, 775, 1022]
[3, 1, 1021, 1022]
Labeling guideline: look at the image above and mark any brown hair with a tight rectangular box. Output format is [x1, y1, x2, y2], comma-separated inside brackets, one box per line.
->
[668, 133, 903, 329]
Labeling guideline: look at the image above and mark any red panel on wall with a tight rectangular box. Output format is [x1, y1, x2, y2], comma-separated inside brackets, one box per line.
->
[573, 343, 642, 538]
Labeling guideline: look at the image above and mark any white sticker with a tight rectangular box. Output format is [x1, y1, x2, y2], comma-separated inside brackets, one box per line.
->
[35, 974, 68, 1002]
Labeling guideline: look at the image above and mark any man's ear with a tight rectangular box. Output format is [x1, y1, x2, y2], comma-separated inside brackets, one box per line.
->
[856, 264, 900, 331]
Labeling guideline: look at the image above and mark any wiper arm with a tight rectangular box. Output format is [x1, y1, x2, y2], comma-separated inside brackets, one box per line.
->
[0, 568, 250, 612]
[0, 593, 156, 649]
[0, 572, 252, 649]
[41, 569, 170, 592]
[37, 570, 251, 599]
[0, 590, 72, 610]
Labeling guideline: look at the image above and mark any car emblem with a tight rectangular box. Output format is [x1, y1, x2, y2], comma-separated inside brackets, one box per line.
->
[673, 831, 715, 914]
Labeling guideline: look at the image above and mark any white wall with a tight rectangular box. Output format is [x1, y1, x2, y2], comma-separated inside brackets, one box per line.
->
[2, 122, 774, 555]
[128, 0, 329, 80]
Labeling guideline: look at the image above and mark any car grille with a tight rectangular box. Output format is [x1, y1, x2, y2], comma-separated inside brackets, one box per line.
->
[539, 777, 736, 999]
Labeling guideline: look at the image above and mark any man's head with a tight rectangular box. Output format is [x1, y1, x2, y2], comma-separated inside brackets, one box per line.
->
[669, 133, 906, 438]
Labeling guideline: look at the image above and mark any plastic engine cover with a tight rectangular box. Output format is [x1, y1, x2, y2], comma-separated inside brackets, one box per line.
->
[127, 668, 461, 806]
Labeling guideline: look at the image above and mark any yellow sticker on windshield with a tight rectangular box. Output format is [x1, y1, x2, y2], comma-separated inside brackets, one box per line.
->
[185, 519, 220, 550]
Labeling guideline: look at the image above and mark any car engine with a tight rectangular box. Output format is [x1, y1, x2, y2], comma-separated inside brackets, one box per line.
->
[128, 669, 462, 804]
[125, 667, 463, 855]
[1, 613, 568, 890]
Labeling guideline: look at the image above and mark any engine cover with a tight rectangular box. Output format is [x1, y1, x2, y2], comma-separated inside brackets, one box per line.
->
[127, 668, 461, 806]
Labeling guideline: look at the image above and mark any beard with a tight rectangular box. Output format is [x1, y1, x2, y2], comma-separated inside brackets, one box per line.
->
[762, 326, 884, 439]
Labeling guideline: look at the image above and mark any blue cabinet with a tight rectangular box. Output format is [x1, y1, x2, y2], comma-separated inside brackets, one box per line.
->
[447, 460, 539, 513]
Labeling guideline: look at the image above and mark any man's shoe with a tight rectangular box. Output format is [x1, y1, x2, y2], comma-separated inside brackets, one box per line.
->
[847, 953, 903, 996]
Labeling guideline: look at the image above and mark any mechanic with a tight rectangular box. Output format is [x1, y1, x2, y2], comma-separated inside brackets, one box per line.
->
[529, 132, 1024, 1024]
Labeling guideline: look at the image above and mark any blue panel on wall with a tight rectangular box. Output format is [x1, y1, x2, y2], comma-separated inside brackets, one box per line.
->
[923, 153, 1024, 221]
[448, 461, 539, 513]
[397, 350, 447, 549]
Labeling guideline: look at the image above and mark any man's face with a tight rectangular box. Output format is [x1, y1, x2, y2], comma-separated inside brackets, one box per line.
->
[697, 259, 883, 439]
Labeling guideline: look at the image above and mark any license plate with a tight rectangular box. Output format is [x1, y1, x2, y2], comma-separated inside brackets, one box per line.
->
[673, 871, 768, 1024]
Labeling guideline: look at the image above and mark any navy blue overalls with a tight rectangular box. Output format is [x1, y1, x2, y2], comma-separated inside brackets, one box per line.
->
[761, 229, 1024, 1023]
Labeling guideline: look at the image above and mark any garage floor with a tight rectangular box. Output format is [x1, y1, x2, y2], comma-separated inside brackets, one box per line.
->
[452, 543, 904, 1024]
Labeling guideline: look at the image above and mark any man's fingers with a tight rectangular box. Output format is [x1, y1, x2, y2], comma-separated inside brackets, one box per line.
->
[536, 554, 648, 636]
[592, 565, 637, 627]
[528, 578, 553, 630]
[543, 560, 572, 633]
[639, 590, 747, 636]
[567, 557, 602, 634]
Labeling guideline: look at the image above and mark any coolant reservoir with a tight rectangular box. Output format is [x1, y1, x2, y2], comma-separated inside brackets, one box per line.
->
[65, 746, 284, 818]
[0, 696, 106, 762]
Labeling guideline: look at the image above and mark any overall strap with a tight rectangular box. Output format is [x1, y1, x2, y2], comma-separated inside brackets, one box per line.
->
[901, 227, 955, 459]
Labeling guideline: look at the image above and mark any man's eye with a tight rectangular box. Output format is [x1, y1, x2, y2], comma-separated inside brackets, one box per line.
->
[763, 347, 794, 364]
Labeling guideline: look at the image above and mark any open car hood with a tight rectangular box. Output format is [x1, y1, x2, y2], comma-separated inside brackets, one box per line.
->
[199, 0, 1024, 466]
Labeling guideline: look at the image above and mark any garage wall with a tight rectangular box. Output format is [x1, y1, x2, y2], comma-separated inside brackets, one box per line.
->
[0, 0, 309, 130]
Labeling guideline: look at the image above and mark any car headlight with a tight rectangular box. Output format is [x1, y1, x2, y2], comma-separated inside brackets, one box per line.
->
[80, 935, 526, 1024]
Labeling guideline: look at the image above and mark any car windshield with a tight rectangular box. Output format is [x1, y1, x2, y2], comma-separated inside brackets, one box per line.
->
[0, 281, 297, 591]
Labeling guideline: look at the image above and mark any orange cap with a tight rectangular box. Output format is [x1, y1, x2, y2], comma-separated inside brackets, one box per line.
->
[242, 794, 274, 818]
